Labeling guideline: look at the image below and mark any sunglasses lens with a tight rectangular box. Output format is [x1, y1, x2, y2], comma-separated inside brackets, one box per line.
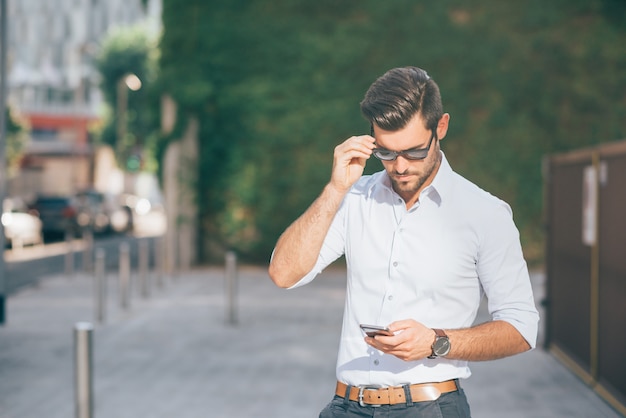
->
[404, 150, 428, 160]
[373, 150, 396, 161]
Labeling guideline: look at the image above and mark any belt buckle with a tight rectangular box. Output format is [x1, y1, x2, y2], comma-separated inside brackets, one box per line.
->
[358, 385, 382, 407]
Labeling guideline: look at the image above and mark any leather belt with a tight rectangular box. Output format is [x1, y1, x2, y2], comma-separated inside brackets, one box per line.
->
[335, 380, 458, 406]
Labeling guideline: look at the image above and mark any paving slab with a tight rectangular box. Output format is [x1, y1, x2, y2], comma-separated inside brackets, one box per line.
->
[0, 266, 622, 418]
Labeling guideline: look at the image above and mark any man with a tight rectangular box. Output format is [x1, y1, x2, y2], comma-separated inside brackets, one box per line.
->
[268, 66, 539, 417]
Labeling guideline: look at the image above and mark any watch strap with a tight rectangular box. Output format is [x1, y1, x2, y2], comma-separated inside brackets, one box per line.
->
[433, 328, 447, 338]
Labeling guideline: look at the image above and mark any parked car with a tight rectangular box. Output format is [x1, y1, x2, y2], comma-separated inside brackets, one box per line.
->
[29, 195, 80, 237]
[74, 190, 133, 234]
[2, 198, 43, 248]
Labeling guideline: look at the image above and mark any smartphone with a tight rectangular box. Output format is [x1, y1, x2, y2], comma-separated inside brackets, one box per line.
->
[360, 324, 393, 337]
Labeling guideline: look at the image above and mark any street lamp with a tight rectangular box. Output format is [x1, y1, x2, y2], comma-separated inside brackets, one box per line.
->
[115, 73, 142, 162]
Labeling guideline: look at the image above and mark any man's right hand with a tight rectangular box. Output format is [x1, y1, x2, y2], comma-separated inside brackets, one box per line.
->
[329, 135, 376, 193]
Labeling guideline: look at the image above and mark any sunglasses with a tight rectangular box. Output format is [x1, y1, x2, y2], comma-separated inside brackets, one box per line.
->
[372, 130, 437, 161]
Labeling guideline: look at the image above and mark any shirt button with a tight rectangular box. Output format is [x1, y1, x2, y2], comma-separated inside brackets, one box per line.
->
[393, 262, 398, 267]
[374, 359, 380, 366]
[388, 295, 394, 301]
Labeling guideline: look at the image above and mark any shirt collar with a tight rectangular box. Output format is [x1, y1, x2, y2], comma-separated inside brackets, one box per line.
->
[425, 151, 454, 206]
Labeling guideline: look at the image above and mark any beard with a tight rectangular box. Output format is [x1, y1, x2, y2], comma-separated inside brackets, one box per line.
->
[388, 148, 441, 201]
[390, 172, 431, 196]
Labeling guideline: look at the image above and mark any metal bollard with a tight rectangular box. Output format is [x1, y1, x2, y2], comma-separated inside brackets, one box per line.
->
[83, 229, 93, 273]
[94, 248, 106, 323]
[225, 251, 238, 325]
[155, 236, 165, 288]
[65, 230, 74, 278]
[74, 322, 94, 418]
[119, 242, 130, 310]
[139, 239, 149, 298]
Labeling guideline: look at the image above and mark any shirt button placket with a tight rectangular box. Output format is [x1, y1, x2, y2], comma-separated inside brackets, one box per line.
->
[380, 226, 402, 323]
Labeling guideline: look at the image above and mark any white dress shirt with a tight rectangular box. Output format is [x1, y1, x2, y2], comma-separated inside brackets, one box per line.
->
[288, 153, 539, 387]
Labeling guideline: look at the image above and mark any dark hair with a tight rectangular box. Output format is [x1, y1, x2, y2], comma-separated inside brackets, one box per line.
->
[360, 67, 443, 132]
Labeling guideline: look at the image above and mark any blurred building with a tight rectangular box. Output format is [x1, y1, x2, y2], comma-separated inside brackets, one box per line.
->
[5, 0, 161, 200]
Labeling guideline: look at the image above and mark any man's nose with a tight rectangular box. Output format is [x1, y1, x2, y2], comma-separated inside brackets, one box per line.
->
[393, 155, 412, 172]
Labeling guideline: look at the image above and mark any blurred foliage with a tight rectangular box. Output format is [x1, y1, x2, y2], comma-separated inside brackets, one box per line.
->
[158, 0, 626, 264]
[94, 24, 161, 171]
[5, 107, 28, 176]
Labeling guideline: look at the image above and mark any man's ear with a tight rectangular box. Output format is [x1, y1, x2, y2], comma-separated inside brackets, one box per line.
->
[436, 113, 450, 141]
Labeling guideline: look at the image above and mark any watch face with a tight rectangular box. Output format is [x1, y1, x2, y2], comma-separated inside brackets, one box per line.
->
[433, 337, 451, 356]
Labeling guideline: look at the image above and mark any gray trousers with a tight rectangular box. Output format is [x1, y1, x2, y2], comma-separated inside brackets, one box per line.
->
[319, 387, 472, 418]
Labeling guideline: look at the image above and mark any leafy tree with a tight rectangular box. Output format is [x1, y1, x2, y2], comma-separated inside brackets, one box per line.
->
[158, 0, 626, 264]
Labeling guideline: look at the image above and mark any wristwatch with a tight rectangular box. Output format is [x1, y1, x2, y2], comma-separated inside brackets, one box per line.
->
[428, 328, 451, 359]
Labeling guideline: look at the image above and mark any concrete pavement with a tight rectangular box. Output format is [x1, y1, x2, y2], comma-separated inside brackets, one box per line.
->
[0, 265, 622, 418]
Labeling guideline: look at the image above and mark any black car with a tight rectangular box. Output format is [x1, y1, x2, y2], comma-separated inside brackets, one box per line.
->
[29, 195, 81, 237]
